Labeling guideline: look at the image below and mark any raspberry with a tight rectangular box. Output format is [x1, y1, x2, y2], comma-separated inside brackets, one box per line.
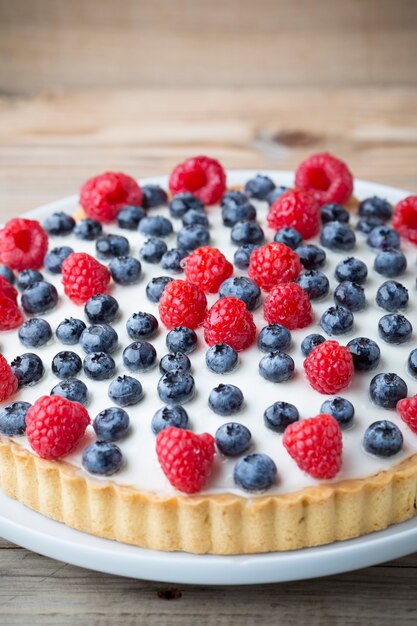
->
[62, 252, 111, 305]
[26, 395, 90, 460]
[392, 196, 417, 244]
[304, 340, 354, 394]
[80, 172, 143, 223]
[283, 414, 343, 479]
[0, 354, 18, 402]
[204, 297, 256, 351]
[267, 190, 320, 239]
[248, 242, 302, 291]
[159, 280, 207, 329]
[156, 426, 215, 494]
[263, 282, 313, 330]
[182, 246, 233, 293]
[397, 395, 417, 434]
[0, 218, 48, 271]
[169, 155, 226, 205]
[294, 152, 354, 206]
[0, 275, 18, 304]
[0, 293, 23, 330]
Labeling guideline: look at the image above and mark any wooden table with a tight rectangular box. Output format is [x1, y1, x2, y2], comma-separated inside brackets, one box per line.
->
[1, 87, 417, 624]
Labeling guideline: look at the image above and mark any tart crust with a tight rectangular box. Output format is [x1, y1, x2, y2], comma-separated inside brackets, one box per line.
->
[1, 437, 417, 554]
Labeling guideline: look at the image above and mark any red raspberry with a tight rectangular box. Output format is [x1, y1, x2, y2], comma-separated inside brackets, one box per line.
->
[62, 252, 111, 305]
[0, 354, 19, 402]
[397, 395, 417, 434]
[263, 282, 313, 330]
[169, 155, 226, 205]
[0, 218, 48, 271]
[392, 196, 417, 244]
[294, 152, 353, 206]
[156, 426, 215, 494]
[283, 414, 343, 479]
[0, 275, 18, 304]
[159, 279, 207, 329]
[248, 242, 302, 291]
[26, 395, 90, 460]
[182, 246, 233, 293]
[304, 340, 354, 394]
[204, 297, 256, 351]
[267, 189, 320, 239]
[80, 172, 143, 223]
[0, 293, 23, 330]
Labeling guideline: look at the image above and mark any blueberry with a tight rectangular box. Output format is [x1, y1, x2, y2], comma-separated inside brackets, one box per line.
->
[117, 205, 146, 230]
[374, 248, 407, 278]
[157, 371, 195, 404]
[320, 397, 354, 428]
[17, 269, 43, 292]
[108, 375, 143, 406]
[230, 220, 265, 246]
[296, 270, 329, 300]
[301, 333, 325, 357]
[83, 352, 116, 381]
[177, 224, 210, 251]
[347, 337, 381, 371]
[82, 441, 124, 476]
[93, 407, 130, 441]
[335, 257, 368, 284]
[334, 281, 365, 311]
[44, 246, 73, 274]
[258, 324, 291, 353]
[234, 453, 277, 491]
[182, 209, 209, 228]
[215, 422, 252, 456]
[274, 227, 303, 250]
[295, 244, 326, 270]
[208, 384, 244, 416]
[221, 202, 257, 227]
[408, 349, 417, 378]
[367, 226, 400, 250]
[139, 237, 168, 263]
[376, 280, 409, 312]
[96, 234, 130, 260]
[0, 265, 15, 284]
[109, 256, 142, 285]
[0, 401, 31, 436]
[233, 244, 259, 269]
[378, 313, 412, 344]
[21, 281, 58, 314]
[266, 186, 289, 205]
[169, 193, 204, 218]
[84, 294, 119, 324]
[259, 351, 295, 383]
[80, 324, 118, 354]
[263, 401, 299, 433]
[166, 326, 197, 354]
[127, 312, 158, 340]
[141, 184, 168, 209]
[18, 318, 52, 347]
[73, 218, 103, 240]
[320, 221, 356, 251]
[218, 276, 261, 311]
[161, 248, 187, 273]
[11, 353, 44, 386]
[244, 174, 275, 200]
[320, 305, 354, 335]
[139, 215, 173, 238]
[151, 405, 189, 434]
[123, 341, 157, 372]
[205, 343, 238, 374]
[51, 351, 82, 379]
[51, 378, 88, 405]
[363, 420, 403, 457]
[369, 373, 407, 408]
[146, 276, 173, 303]
[221, 190, 248, 208]
[320, 203, 350, 224]
[356, 216, 385, 234]
[56, 317, 86, 345]
[358, 196, 393, 222]
[43, 211, 75, 236]
[159, 352, 191, 374]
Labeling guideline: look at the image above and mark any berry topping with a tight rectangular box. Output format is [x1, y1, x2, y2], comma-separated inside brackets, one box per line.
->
[376, 280, 409, 312]
[61, 252, 111, 305]
[296, 270, 330, 300]
[320, 221, 356, 251]
[363, 420, 403, 457]
[43, 212, 75, 236]
[248, 242, 301, 292]
[347, 337, 380, 371]
[123, 341, 157, 372]
[244, 174, 275, 200]
[259, 351, 295, 383]
[166, 326, 197, 354]
[205, 343, 238, 374]
[335, 257, 368, 284]
[234, 453, 277, 491]
[0, 275, 18, 303]
[157, 371, 195, 404]
[182, 209, 209, 228]
[359, 196, 393, 222]
[0, 354, 19, 402]
[74, 218, 103, 240]
[320, 203, 350, 224]
[204, 297, 256, 351]
[294, 152, 353, 206]
[141, 184, 168, 209]
[93, 407, 130, 442]
[320, 397, 355, 429]
[263, 401, 299, 433]
[0, 401, 31, 436]
[392, 196, 417, 243]
[0, 218, 48, 271]
[169, 155, 226, 205]
[80, 171, 142, 223]
[378, 313, 412, 344]
[151, 405, 189, 434]
[182, 246, 233, 293]
[215, 422, 252, 456]
[138, 215, 173, 238]
[0, 265, 15, 284]
[146, 276, 173, 303]
[51, 378, 88, 405]
[161, 248, 187, 273]
[51, 351, 82, 379]
[219, 276, 261, 310]
[21, 280, 58, 315]
[274, 226, 303, 250]
[230, 220, 265, 246]
[304, 340, 354, 394]
[222, 201, 256, 227]
[408, 349, 417, 379]
[208, 383, 244, 416]
[44, 246, 73, 274]
[116, 205, 146, 230]
[258, 324, 291, 353]
[169, 192, 205, 218]
[397, 395, 417, 434]
[83, 351, 116, 381]
[80, 323, 118, 354]
[295, 244, 326, 270]
[0, 292, 23, 330]
[300, 333, 325, 357]
[16, 268, 43, 292]
[267, 189, 320, 240]
[233, 244, 259, 269]
[333, 281, 365, 311]
[126, 312, 158, 340]
[109, 256, 142, 285]
[177, 224, 211, 251]
[11, 353, 44, 387]
[159, 352, 191, 375]
[108, 375, 143, 406]
[96, 234, 130, 260]
[369, 373, 407, 409]
[18, 318, 52, 348]
[320, 305, 354, 336]
[82, 441, 124, 476]
[263, 282, 313, 330]
[367, 225, 400, 251]
[159, 280, 207, 330]
[84, 293, 119, 324]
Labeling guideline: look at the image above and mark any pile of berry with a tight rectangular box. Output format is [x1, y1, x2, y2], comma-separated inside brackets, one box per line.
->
[1, 152, 417, 495]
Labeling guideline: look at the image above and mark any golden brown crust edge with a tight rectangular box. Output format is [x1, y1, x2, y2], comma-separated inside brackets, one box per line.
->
[1, 437, 417, 555]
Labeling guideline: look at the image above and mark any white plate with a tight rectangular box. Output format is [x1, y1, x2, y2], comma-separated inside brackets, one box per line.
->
[0, 171, 416, 584]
